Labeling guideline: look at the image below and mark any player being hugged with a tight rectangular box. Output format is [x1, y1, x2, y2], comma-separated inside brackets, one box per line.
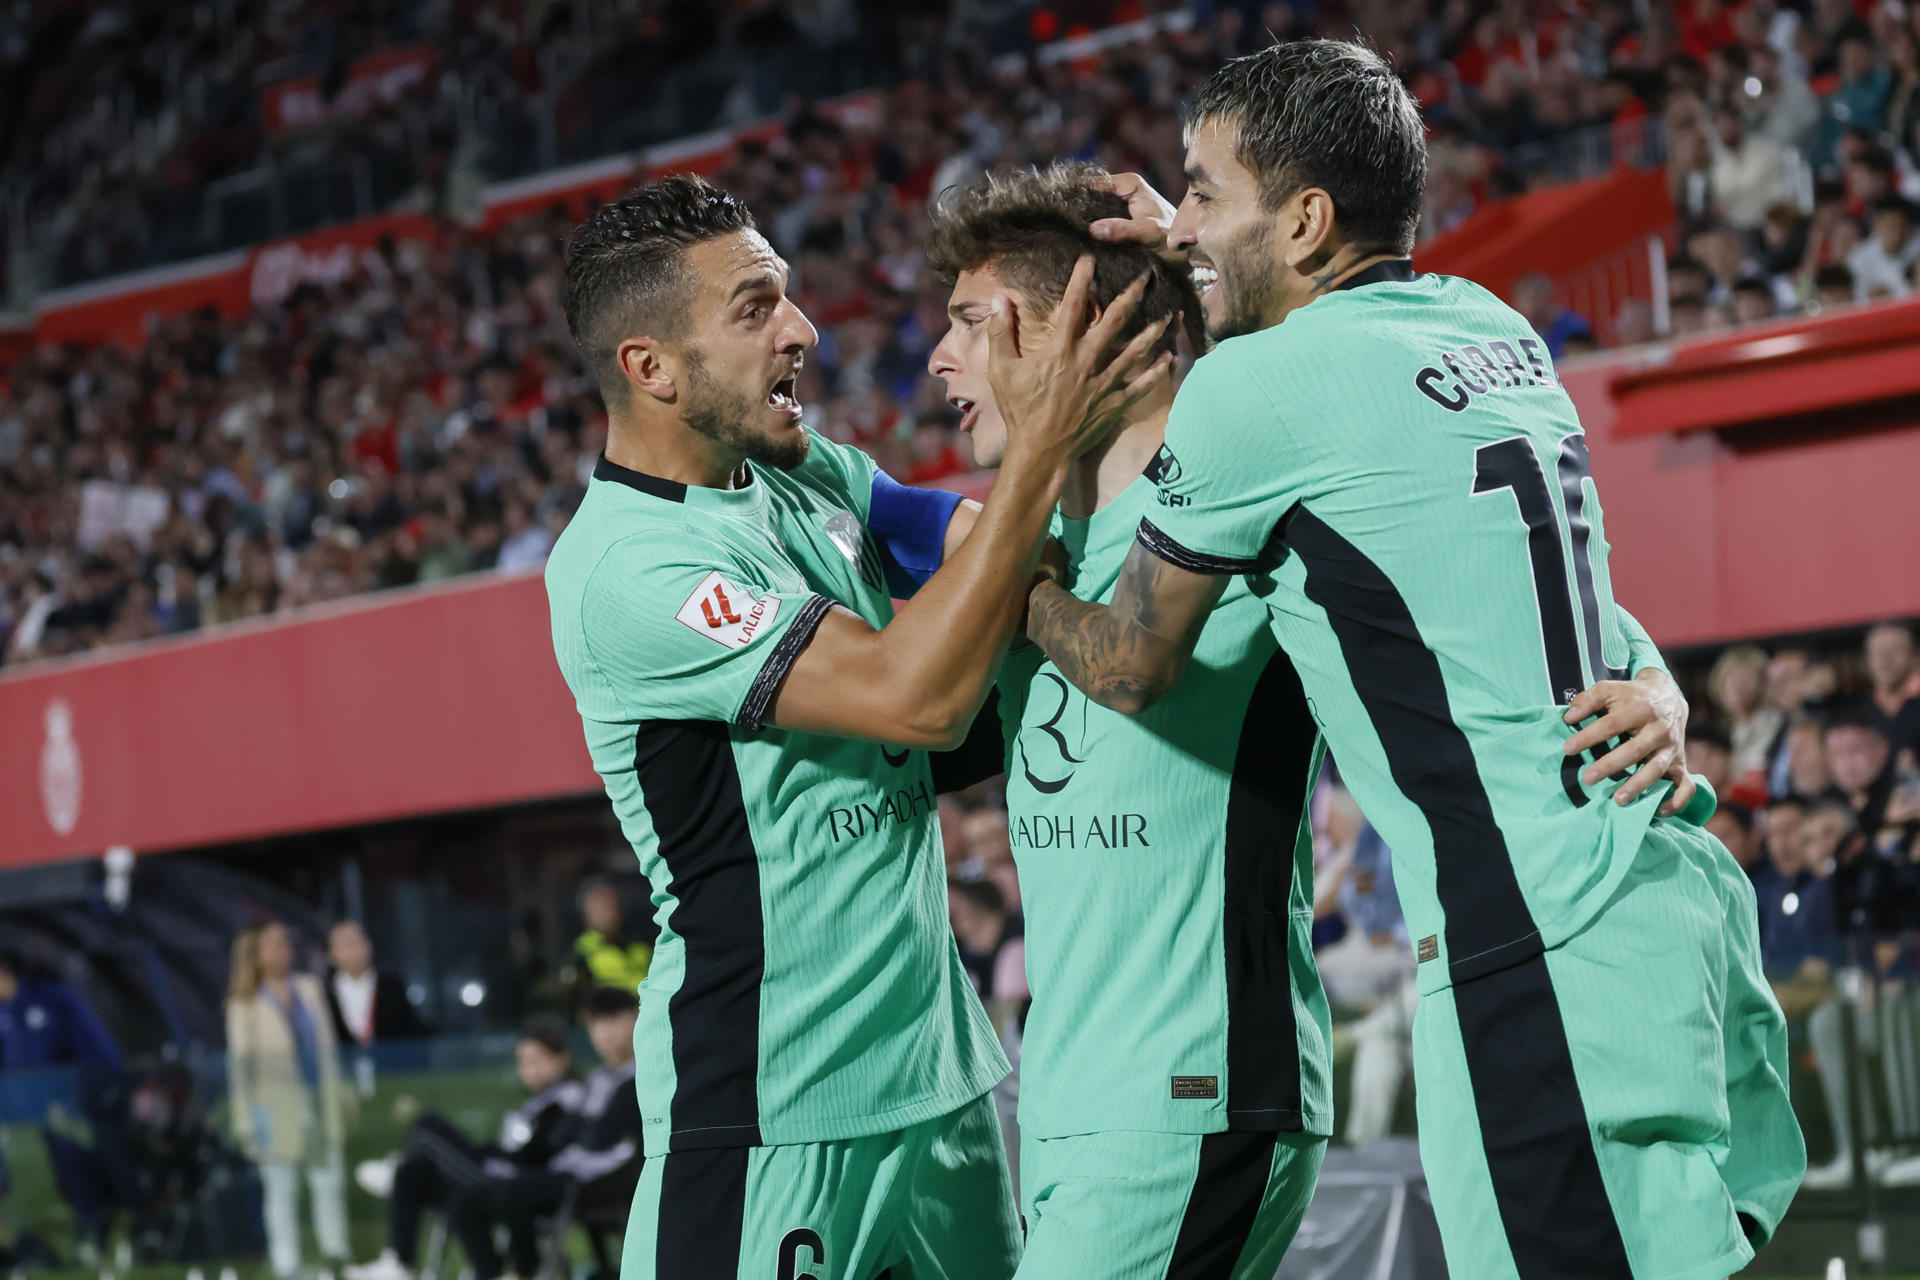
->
[1001, 41, 1805, 1280]
[544, 174, 1167, 1280]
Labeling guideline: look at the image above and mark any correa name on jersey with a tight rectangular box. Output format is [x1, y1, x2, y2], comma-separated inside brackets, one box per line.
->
[1414, 334, 1560, 414]
[824, 777, 936, 843]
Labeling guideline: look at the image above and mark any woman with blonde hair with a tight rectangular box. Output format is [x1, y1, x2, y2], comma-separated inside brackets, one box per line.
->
[1709, 643, 1784, 783]
[227, 920, 352, 1279]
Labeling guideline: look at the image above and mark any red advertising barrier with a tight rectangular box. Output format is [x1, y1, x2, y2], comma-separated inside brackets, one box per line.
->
[261, 46, 439, 134]
[1416, 166, 1675, 313]
[0, 572, 597, 870]
[1570, 318, 1920, 648]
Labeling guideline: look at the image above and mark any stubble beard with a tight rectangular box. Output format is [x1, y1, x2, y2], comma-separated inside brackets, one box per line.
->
[1205, 222, 1284, 343]
[681, 345, 810, 471]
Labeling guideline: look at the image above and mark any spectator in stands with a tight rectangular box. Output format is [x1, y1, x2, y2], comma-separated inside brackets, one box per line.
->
[1710, 103, 1795, 229]
[0, 949, 131, 1258]
[345, 1016, 584, 1280]
[226, 921, 351, 1280]
[1814, 33, 1892, 171]
[567, 878, 652, 1007]
[1825, 712, 1897, 833]
[442, 987, 641, 1280]
[1758, 794, 1809, 882]
[962, 807, 1022, 915]
[1732, 275, 1779, 323]
[494, 498, 557, 574]
[1756, 795, 1836, 983]
[1788, 715, 1837, 798]
[948, 876, 1025, 1003]
[1510, 273, 1594, 359]
[324, 920, 427, 1053]
[1866, 621, 1920, 755]
[1687, 723, 1736, 796]
[1711, 643, 1786, 783]
[1314, 812, 1416, 1147]
[1802, 796, 1920, 1188]
[1766, 649, 1815, 791]
[1744, 42, 1822, 153]
[1708, 802, 1765, 879]
[1848, 197, 1920, 298]
[1814, 262, 1859, 309]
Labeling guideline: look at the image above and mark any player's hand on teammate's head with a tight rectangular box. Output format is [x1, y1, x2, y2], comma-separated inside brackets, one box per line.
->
[1562, 669, 1695, 817]
[1089, 172, 1182, 263]
[985, 254, 1173, 465]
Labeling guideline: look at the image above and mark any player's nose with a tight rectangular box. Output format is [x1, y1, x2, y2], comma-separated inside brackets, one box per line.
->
[780, 299, 820, 352]
[927, 330, 958, 379]
[1168, 198, 1199, 252]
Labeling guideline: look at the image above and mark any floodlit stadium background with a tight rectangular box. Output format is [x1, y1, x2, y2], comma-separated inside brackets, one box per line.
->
[3, 1, 1920, 1276]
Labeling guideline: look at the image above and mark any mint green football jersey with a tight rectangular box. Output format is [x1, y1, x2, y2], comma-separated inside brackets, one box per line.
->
[998, 474, 1333, 1141]
[1142, 264, 1668, 994]
[544, 430, 1006, 1156]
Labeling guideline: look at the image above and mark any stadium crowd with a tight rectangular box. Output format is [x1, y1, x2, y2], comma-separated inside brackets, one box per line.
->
[2, 0, 1917, 669]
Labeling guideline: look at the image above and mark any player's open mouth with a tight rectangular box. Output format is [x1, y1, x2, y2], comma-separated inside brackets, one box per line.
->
[1191, 262, 1219, 301]
[947, 395, 981, 433]
[767, 375, 801, 417]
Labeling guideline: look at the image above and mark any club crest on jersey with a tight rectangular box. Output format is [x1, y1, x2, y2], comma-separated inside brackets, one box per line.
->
[823, 510, 885, 591]
[676, 570, 780, 649]
[1145, 444, 1190, 507]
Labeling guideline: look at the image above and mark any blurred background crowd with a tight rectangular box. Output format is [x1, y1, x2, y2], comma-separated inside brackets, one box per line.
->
[5, 0, 1920, 1276]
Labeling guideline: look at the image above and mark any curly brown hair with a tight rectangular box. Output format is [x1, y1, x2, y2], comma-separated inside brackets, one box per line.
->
[926, 162, 1205, 359]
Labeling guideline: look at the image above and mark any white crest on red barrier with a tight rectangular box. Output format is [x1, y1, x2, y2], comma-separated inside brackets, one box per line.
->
[41, 698, 82, 837]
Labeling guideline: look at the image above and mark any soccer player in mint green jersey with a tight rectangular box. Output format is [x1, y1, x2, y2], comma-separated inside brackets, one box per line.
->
[997, 43, 1805, 1280]
[926, 164, 1332, 1280]
[921, 164, 1694, 1280]
[544, 176, 1169, 1280]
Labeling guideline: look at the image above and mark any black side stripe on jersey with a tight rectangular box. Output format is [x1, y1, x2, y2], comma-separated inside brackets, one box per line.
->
[1222, 648, 1315, 1130]
[1451, 955, 1636, 1276]
[1165, 1131, 1280, 1279]
[654, 1145, 748, 1279]
[1137, 518, 1260, 576]
[593, 453, 690, 503]
[1281, 505, 1541, 979]
[738, 593, 834, 731]
[636, 717, 764, 1149]
[1281, 505, 1634, 1273]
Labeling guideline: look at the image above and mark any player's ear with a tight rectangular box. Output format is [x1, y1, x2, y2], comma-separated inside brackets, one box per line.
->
[617, 335, 677, 403]
[1281, 187, 1338, 270]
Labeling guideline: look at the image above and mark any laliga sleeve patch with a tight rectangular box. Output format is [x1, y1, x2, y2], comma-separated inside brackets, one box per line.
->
[675, 570, 782, 649]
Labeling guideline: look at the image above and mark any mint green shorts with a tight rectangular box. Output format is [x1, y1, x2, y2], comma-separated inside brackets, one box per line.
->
[1413, 818, 1805, 1280]
[622, 1092, 1019, 1280]
[1014, 1127, 1325, 1280]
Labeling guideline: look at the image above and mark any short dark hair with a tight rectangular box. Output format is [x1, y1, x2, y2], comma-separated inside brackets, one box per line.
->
[1823, 707, 1887, 739]
[1813, 263, 1855, 291]
[1718, 801, 1756, 833]
[518, 1013, 571, 1057]
[948, 876, 1005, 916]
[561, 175, 756, 407]
[1872, 195, 1915, 223]
[1687, 723, 1733, 753]
[1732, 275, 1774, 300]
[927, 162, 1202, 357]
[583, 985, 639, 1021]
[1187, 39, 1425, 255]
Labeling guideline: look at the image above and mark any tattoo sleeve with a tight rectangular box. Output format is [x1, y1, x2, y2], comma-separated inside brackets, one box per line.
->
[1025, 539, 1224, 714]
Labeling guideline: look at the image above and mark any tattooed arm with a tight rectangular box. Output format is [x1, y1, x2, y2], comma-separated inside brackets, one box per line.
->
[1025, 537, 1227, 714]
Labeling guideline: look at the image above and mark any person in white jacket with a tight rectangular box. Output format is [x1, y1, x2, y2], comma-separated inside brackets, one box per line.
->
[227, 921, 353, 1279]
